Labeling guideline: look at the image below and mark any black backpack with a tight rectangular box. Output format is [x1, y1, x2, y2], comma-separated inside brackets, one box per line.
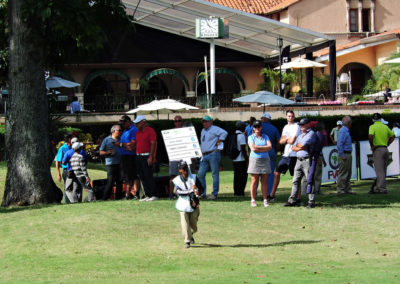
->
[226, 133, 240, 159]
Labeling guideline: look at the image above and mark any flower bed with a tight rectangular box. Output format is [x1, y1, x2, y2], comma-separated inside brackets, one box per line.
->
[318, 100, 342, 106]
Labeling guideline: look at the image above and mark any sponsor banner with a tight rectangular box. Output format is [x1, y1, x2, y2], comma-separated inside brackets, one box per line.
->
[161, 126, 202, 162]
[359, 138, 400, 179]
[321, 144, 357, 183]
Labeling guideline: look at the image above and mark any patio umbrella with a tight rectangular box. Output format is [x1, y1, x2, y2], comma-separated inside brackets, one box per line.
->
[126, 98, 199, 119]
[364, 91, 385, 99]
[233, 90, 295, 111]
[45, 76, 80, 89]
[274, 57, 327, 70]
[274, 58, 327, 91]
[384, 58, 400, 64]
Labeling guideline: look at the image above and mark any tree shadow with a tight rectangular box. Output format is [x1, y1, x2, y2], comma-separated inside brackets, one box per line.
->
[205, 179, 400, 209]
[0, 203, 61, 214]
[193, 240, 321, 248]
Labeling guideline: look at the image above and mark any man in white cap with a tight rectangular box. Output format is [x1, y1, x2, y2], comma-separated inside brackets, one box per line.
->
[65, 142, 93, 202]
[260, 113, 280, 198]
[198, 115, 227, 199]
[330, 121, 342, 145]
[133, 115, 158, 201]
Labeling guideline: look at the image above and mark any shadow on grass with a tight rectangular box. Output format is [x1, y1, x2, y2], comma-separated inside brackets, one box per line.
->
[193, 240, 321, 248]
[203, 179, 400, 209]
[0, 203, 61, 214]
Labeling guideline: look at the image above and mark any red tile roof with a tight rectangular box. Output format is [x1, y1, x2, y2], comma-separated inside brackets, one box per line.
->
[314, 28, 400, 57]
[207, 0, 300, 15]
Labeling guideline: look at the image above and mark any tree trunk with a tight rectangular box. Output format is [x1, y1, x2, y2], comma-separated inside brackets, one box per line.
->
[2, 0, 62, 206]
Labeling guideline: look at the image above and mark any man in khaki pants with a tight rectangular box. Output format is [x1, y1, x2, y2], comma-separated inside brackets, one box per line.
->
[336, 116, 353, 194]
[368, 113, 395, 194]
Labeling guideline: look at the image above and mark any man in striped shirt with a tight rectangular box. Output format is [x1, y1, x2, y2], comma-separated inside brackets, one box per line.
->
[65, 142, 93, 202]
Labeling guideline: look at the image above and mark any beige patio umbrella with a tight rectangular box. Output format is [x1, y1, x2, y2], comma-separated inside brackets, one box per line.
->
[384, 58, 400, 64]
[274, 57, 327, 91]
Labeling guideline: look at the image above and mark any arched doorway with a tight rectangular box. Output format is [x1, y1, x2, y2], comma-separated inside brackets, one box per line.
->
[195, 68, 245, 107]
[140, 68, 189, 104]
[339, 63, 372, 95]
[82, 70, 130, 112]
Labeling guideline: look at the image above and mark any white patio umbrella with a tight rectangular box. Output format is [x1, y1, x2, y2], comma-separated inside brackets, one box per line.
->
[126, 98, 199, 119]
[274, 57, 327, 70]
[233, 90, 296, 111]
[384, 58, 400, 64]
[364, 91, 385, 99]
[45, 76, 80, 89]
[274, 58, 327, 91]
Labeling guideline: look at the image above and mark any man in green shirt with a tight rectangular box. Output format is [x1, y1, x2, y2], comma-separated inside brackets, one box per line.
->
[368, 113, 395, 194]
[330, 120, 342, 144]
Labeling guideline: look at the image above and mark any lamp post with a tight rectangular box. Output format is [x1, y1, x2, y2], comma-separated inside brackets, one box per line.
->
[277, 37, 283, 97]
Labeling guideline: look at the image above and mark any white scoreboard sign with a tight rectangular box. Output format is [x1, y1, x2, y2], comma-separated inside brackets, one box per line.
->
[162, 126, 202, 162]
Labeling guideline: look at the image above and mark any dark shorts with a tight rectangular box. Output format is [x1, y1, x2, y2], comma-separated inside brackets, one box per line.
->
[276, 156, 297, 176]
[120, 155, 138, 182]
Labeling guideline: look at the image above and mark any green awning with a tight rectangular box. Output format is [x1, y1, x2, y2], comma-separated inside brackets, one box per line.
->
[143, 68, 189, 91]
[82, 69, 130, 92]
[196, 68, 245, 90]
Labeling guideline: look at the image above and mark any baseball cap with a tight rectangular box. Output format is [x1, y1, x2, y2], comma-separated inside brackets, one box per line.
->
[261, 113, 271, 120]
[71, 137, 79, 144]
[298, 118, 311, 126]
[310, 121, 318, 128]
[253, 120, 262, 127]
[372, 113, 382, 121]
[202, 115, 212, 121]
[119, 115, 131, 123]
[178, 160, 188, 169]
[133, 115, 146, 124]
[337, 120, 343, 126]
[72, 142, 83, 151]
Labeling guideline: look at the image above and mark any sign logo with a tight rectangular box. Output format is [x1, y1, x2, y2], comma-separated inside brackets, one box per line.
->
[328, 149, 339, 169]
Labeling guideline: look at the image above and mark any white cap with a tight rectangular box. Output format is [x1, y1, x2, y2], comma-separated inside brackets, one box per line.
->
[261, 113, 271, 120]
[337, 120, 343, 126]
[133, 115, 146, 124]
[72, 142, 83, 150]
[71, 137, 79, 144]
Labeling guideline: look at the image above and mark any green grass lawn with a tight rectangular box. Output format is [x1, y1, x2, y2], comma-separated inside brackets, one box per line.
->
[1, 161, 400, 283]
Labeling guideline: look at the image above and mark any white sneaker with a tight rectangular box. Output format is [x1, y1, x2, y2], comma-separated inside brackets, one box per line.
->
[147, 196, 158, 202]
[251, 200, 257, 207]
[207, 195, 217, 200]
[139, 197, 150, 202]
[263, 199, 269, 207]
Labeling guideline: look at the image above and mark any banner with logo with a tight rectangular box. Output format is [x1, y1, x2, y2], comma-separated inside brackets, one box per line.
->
[321, 144, 357, 183]
[161, 126, 202, 162]
[359, 138, 400, 179]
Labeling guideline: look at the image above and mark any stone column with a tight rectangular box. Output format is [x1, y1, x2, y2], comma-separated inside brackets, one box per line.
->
[370, 0, 375, 33]
[358, 0, 362, 33]
[346, 0, 350, 33]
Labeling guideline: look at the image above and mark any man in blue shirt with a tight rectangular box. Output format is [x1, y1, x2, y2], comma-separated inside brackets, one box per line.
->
[245, 116, 256, 137]
[284, 118, 316, 208]
[119, 115, 139, 199]
[336, 116, 353, 194]
[55, 134, 72, 203]
[198, 115, 228, 199]
[261, 113, 280, 196]
[70, 96, 81, 114]
[100, 124, 123, 200]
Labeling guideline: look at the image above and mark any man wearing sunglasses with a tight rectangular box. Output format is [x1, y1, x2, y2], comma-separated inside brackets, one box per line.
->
[99, 124, 123, 200]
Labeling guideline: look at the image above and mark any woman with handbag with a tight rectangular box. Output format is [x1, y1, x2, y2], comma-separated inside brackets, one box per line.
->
[173, 160, 200, 249]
